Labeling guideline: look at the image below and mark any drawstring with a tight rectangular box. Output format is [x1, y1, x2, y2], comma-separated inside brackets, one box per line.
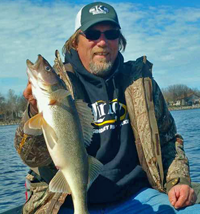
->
[112, 77, 121, 142]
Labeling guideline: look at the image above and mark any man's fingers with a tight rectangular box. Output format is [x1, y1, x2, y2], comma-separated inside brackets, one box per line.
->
[23, 82, 32, 99]
[174, 192, 189, 208]
[23, 81, 38, 113]
[168, 188, 177, 207]
[170, 185, 197, 209]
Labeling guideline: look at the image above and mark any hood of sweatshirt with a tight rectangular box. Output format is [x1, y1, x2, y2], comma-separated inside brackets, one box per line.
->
[64, 49, 124, 104]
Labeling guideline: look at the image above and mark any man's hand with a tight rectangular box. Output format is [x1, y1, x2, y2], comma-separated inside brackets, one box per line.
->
[168, 184, 197, 209]
[23, 81, 38, 115]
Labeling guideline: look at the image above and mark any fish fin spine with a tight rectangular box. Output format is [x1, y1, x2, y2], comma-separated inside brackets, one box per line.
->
[49, 170, 71, 194]
[24, 113, 43, 135]
[87, 156, 103, 190]
[75, 100, 94, 147]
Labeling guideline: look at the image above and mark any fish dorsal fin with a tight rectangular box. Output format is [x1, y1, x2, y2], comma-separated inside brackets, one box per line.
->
[75, 100, 94, 147]
[53, 50, 74, 99]
[49, 170, 71, 194]
[41, 118, 58, 150]
[24, 113, 43, 135]
[87, 155, 103, 190]
[48, 89, 70, 103]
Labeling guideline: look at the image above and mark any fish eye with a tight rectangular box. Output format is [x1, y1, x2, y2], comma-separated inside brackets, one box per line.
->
[45, 66, 51, 72]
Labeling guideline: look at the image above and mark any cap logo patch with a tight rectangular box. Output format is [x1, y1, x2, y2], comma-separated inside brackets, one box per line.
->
[89, 5, 109, 15]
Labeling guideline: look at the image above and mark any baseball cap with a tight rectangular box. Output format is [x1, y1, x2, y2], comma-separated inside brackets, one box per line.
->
[75, 2, 121, 32]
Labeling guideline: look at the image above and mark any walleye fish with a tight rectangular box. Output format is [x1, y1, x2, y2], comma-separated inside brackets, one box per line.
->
[24, 54, 103, 214]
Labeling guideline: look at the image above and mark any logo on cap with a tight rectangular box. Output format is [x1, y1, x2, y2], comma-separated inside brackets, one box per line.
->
[89, 5, 109, 15]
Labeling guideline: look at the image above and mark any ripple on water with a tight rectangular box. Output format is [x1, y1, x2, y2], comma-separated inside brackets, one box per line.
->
[0, 125, 28, 212]
[1, 112, 200, 212]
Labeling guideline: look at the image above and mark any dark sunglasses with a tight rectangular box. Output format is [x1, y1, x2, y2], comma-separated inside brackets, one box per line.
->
[80, 29, 120, 40]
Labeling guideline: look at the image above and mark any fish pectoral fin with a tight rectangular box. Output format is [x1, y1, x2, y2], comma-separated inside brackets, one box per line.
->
[49, 99, 57, 105]
[42, 119, 58, 150]
[24, 113, 43, 135]
[49, 89, 70, 101]
[87, 156, 103, 190]
[49, 170, 71, 194]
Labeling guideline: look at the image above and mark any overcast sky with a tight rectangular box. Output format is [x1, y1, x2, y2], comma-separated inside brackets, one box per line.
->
[1, 0, 200, 96]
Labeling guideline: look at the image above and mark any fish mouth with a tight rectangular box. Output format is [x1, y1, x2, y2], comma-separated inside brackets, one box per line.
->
[26, 54, 46, 81]
[26, 55, 59, 92]
[26, 55, 45, 89]
[26, 60, 38, 81]
[26, 55, 43, 70]
[26, 59, 34, 67]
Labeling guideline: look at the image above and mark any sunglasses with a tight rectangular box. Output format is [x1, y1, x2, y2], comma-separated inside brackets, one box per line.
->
[80, 29, 120, 40]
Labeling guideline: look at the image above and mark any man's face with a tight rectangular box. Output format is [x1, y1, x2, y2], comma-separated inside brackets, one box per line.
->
[76, 23, 119, 77]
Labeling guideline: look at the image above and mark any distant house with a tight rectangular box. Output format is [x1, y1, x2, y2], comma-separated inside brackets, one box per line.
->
[0, 111, 5, 120]
[174, 92, 200, 106]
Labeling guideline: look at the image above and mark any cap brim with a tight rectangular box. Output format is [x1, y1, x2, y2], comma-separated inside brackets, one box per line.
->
[80, 18, 121, 31]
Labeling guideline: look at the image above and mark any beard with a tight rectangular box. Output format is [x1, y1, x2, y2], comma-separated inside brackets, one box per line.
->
[89, 59, 113, 77]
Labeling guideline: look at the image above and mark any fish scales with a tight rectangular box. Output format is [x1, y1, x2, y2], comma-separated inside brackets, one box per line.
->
[24, 53, 103, 214]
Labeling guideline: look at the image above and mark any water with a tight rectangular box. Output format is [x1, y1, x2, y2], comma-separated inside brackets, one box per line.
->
[171, 108, 200, 182]
[0, 109, 200, 212]
[0, 125, 28, 213]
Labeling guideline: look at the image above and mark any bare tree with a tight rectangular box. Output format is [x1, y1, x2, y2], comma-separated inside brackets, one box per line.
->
[0, 90, 27, 123]
[16, 95, 27, 117]
[0, 93, 6, 120]
[6, 89, 18, 120]
[162, 84, 193, 103]
[192, 88, 200, 96]
[0, 93, 5, 110]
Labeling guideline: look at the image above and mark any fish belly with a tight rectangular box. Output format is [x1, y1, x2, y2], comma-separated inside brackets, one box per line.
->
[43, 103, 89, 213]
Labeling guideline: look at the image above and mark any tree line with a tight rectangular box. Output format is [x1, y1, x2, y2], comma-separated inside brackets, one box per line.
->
[0, 89, 27, 122]
[0, 84, 200, 122]
[162, 84, 200, 105]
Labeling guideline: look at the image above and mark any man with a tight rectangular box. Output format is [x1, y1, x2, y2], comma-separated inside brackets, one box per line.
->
[15, 2, 200, 214]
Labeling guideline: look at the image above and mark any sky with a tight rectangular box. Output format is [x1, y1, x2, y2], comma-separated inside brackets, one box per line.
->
[0, 0, 200, 96]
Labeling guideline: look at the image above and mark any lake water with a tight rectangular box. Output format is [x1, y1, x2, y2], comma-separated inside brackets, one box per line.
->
[0, 125, 28, 213]
[170, 108, 200, 182]
[0, 109, 200, 213]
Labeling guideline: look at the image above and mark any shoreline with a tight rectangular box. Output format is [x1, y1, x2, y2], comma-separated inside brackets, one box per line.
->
[168, 105, 200, 111]
[0, 120, 20, 126]
[0, 106, 199, 126]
